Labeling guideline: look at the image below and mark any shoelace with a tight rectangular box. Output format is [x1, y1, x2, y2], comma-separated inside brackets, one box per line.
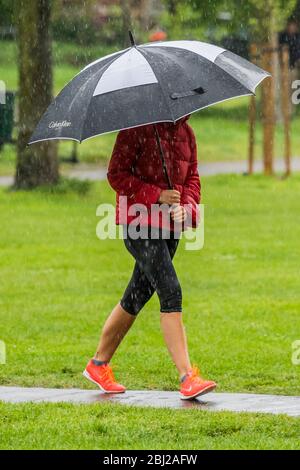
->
[189, 366, 205, 384]
[101, 365, 116, 383]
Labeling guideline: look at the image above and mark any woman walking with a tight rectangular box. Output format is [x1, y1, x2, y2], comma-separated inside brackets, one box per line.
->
[83, 115, 216, 400]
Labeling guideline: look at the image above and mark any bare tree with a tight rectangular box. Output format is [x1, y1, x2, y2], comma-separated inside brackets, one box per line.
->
[15, 0, 59, 188]
[120, 0, 133, 47]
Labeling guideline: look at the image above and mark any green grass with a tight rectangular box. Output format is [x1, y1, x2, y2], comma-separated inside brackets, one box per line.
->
[0, 174, 299, 449]
[0, 402, 299, 450]
[1, 39, 300, 175]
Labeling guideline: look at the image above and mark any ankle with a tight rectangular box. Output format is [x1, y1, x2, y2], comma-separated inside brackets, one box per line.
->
[92, 358, 109, 366]
[179, 368, 191, 382]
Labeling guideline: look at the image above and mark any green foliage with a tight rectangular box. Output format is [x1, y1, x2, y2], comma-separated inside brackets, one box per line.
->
[191, 0, 298, 41]
[51, 41, 114, 67]
[161, 2, 206, 40]
[51, 1, 125, 47]
[0, 0, 14, 27]
[227, 0, 297, 41]
[161, 0, 230, 42]
[52, 15, 97, 46]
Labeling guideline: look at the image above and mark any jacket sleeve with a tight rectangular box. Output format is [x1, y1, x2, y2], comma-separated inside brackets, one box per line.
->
[181, 125, 201, 226]
[107, 128, 162, 209]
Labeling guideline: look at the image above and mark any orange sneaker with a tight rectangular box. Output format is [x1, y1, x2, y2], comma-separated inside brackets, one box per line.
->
[180, 366, 217, 400]
[83, 360, 126, 394]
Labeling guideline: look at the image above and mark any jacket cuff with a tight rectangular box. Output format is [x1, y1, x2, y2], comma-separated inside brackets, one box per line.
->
[132, 184, 162, 209]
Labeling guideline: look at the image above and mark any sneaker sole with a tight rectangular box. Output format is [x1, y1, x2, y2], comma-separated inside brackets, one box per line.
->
[82, 369, 126, 394]
[180, 383, 217, 400]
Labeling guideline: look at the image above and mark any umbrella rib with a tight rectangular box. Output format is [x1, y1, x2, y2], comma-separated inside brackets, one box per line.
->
[137, 47, 175, 123]
[78, 52, 132, 142]
[213, 50, 270, 94]
[142, 43, 264, 93]
[212, 53, 260, 95]
[142, 45, 256, 98]
[195, 47, 262, 94]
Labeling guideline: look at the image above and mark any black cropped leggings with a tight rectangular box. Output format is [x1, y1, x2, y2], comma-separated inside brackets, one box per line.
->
[120, 228, 182, 316]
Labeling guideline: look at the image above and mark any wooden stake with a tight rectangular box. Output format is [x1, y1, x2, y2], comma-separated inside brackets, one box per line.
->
[261, 44, 276, 175]
[280, 45, 291, 176]
[248, 44, 258, 174]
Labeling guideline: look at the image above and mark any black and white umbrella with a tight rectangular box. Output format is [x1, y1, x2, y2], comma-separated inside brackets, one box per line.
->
[29, 32, 269, 186]
[29, 32, 269, 144]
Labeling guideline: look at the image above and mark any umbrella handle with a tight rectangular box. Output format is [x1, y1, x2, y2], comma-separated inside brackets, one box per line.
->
[153, 124, 173, 190]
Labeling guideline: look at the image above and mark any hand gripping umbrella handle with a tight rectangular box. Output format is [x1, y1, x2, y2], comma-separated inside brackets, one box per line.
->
[153, 124, 173, 189]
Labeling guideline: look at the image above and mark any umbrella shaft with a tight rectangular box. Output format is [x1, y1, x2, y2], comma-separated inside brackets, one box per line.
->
[153, 124, 172, 190]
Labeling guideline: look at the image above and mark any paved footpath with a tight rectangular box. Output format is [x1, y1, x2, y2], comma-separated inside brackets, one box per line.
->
[0, 387, 299, 416]
[1, 157, 300, 186]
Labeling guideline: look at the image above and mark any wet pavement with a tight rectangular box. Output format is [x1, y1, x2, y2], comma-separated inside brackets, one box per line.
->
[0, 387, 299, 416]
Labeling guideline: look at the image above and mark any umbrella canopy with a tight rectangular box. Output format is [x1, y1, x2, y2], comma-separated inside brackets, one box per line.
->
[29, 32, 269, 145]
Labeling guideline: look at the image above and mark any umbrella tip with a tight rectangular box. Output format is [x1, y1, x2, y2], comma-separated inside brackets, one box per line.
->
[129, 30, 136, 47]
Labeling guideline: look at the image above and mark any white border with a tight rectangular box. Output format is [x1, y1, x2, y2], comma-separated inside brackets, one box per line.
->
[29, 91, 257, 145]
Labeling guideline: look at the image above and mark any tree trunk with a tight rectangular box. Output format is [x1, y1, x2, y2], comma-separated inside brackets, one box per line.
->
[280, 45, 291, 176]
[166, 0, 177, 16]
[121, 0, 132, 48]
[292, 0, 300, 21]
[248, 43, 258, 175]
[139, 0, 151, 32]
[15, 0, 59, 189]
[260, 3, 276, 176]
[261, 43, 276, 175]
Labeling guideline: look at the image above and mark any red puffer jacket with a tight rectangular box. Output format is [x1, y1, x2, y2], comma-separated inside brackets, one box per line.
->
[107, 115, 201, 231]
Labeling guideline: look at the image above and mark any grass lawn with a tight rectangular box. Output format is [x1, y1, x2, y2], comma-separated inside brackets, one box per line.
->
[1, 40, 300, 175]
[0, 174, 299, 449]
[0, 402, 299, 450]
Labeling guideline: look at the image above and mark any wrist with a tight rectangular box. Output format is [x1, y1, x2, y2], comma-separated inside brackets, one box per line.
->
[157, 189, 163, 203]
